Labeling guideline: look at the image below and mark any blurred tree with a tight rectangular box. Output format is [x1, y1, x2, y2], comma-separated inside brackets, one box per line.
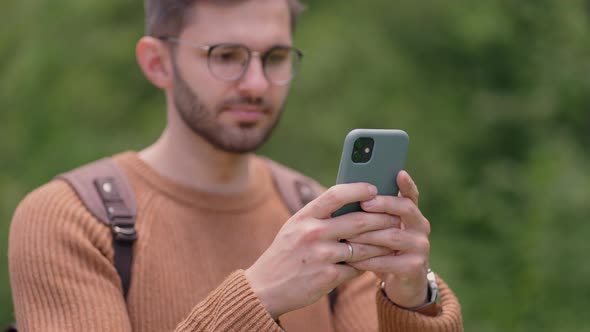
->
[2, 0, 590, 330]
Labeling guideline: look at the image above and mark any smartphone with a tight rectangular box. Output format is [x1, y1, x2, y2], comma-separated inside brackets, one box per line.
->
[332, 129, 409, 217]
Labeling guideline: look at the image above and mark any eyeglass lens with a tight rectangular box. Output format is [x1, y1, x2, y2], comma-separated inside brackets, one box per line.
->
[208, 45, 301, 85]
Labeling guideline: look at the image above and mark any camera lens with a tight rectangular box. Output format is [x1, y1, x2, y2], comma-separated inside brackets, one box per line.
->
[354, 140, 364, 150]
[352, 151, 362, 162]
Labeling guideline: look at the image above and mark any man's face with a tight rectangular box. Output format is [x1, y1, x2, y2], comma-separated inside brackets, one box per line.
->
[170, 0, 293, 153]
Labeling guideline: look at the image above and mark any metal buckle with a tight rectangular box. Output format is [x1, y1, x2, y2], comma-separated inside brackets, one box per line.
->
[111, 222, 137, 242]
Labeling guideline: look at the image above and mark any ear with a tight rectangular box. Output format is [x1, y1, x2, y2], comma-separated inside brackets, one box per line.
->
[136, 36, 173, 89]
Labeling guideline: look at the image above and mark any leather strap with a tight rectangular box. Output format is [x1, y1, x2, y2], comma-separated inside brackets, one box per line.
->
[56, 158, 137, 298]
[56, 158, 137, 225]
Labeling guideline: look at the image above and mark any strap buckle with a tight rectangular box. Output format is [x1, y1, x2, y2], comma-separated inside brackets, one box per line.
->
[106, 202, 137, 242]
[95, 177, 138, 242]
[111, 221, 137, 242]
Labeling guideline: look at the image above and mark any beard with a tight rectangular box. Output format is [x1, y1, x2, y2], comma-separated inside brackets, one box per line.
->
[171, 60, 285, 154]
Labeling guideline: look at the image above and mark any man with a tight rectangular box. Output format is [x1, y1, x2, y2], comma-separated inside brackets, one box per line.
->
[9, 0, 463, 331]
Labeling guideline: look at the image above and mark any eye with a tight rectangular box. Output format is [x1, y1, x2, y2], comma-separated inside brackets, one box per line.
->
[266, 48, 291, 66]
[210, 46, 247, 64]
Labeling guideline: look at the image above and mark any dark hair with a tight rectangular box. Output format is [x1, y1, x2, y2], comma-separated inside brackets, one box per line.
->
[144, 0, 305, 37]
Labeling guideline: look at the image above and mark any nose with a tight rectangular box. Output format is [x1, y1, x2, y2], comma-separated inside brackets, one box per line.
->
[237, 54, 271, 97]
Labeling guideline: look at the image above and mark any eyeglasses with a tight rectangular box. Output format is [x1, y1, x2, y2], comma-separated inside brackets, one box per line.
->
[158, 36, 303, 86]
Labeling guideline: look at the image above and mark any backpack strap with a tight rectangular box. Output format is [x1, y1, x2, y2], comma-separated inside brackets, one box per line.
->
[263, 157, 321, 213]
[56, 157, 137, 299]
[263, 158, 340, 312]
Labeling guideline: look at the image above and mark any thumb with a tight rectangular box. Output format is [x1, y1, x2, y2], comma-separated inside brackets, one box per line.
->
[397, 170, 419, 206]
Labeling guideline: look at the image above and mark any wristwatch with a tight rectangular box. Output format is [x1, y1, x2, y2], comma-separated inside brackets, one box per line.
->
[380, 268, 441, 316]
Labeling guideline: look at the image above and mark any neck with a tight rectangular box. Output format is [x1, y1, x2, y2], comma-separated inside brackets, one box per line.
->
[139, 105, 252, 195]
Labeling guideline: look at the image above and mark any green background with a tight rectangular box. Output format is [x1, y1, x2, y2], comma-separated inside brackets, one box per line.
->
[2, 1, 590, 331]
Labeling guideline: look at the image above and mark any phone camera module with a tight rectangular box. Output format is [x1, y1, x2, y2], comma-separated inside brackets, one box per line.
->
[351, 137, 375, 163]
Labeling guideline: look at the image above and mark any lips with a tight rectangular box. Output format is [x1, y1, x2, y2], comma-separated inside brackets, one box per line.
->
[222, 105, 267, 123]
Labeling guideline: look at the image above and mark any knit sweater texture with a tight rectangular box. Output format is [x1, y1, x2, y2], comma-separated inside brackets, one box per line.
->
[9, 152, 462, 331]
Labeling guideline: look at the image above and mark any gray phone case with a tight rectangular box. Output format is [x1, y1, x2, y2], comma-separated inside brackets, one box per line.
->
[332, 129, 409, 217]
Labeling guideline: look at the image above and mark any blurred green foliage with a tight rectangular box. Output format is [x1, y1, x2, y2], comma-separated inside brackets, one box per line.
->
[2, 0, 590, 330]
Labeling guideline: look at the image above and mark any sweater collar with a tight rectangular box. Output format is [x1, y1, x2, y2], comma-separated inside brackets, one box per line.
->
[114, 151, 274, 213]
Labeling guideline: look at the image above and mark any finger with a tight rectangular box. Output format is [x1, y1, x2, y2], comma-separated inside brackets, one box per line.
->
[323, 211, 398, 240]
[348, 253, 428, 276]
[296, 183, 378, 219]
[360, 196, 430, 234]
[397, 171, 419, 205]
[325, 264, 362, 292]
[347, 228, 430, 255]
[329, 242, 393, 263]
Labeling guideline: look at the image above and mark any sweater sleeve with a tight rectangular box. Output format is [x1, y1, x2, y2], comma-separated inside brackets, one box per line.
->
[174, 270, 283, 332]
[9, 181, 282, 332]
[332, 272, 463, 332]
[9, 181, 133, 331]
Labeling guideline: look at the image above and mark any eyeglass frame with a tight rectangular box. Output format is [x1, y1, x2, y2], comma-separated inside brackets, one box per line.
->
[158, 36, 304, 86]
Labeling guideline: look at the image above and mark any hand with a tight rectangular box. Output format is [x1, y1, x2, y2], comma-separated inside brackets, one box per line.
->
[245, 183, 397, 319]
[347, 171, 431, 308]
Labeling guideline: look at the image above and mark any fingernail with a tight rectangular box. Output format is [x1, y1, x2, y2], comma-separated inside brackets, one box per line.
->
[362, 198, 377, 208]
[368, 185, 378, 196]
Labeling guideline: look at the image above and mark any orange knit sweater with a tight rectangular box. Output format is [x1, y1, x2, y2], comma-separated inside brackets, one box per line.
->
[9, 152, 462, 331]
